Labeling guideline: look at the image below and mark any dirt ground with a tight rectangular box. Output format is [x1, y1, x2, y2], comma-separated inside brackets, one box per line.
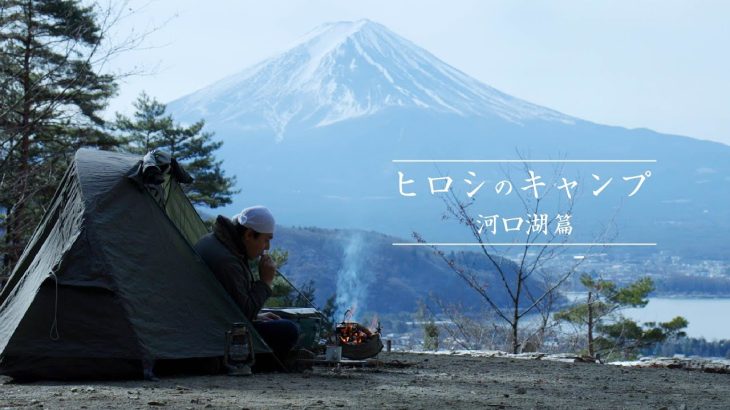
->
[1, 352, 729, 409]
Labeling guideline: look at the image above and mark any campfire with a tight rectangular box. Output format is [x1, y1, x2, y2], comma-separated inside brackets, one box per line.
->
[337, 321, 375, 345]
[335, 311, 384, 360]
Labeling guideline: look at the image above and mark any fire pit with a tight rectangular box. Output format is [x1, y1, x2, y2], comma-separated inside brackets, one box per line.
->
[336, 321, 384, 360]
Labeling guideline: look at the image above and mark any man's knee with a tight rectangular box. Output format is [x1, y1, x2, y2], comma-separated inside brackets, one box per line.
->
[255, 319, 300, 350]
[276, 319, 300, 348]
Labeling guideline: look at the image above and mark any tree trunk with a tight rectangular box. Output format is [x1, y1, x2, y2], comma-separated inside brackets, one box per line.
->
[5, 1, 35, 271]
[512, 271, 524, 354]
[587, 291, 594, 357]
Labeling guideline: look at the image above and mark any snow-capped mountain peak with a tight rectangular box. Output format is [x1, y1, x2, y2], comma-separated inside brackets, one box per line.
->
[169, 20, 574, 138]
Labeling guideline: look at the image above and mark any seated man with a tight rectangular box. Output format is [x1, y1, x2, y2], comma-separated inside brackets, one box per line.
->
[194, 206, 299, 369]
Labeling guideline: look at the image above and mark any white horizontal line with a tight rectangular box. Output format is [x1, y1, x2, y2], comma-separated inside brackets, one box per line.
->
[392, 159, 657, 163]
[393, 243, 657, 247]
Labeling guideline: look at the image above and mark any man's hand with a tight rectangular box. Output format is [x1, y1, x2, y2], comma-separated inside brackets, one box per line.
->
[258, 254, 276, 286]
[257, 311, 281, 322]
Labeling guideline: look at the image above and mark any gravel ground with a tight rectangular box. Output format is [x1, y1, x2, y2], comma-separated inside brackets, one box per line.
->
[1, 352, 729, 409]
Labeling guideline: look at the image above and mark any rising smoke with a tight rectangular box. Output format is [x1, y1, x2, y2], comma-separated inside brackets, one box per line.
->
[334, 232, 374, 323]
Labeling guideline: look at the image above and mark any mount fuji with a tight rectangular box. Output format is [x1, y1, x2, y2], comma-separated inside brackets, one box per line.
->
[169, 20, 730, 259]
[171, 20, 573, 137]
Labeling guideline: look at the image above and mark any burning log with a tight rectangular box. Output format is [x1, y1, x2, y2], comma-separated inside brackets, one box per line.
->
[336, 321, 384, 360]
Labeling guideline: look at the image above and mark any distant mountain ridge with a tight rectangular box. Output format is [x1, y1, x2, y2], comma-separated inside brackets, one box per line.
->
[170, 20, 730, 260]
[274, 226, 539, 315]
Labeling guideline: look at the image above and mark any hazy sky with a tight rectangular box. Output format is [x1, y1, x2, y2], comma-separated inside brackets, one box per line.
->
[105, 0, 730, 145]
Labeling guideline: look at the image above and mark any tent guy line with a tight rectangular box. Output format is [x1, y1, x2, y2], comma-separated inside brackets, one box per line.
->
[0, 149, 273, 380]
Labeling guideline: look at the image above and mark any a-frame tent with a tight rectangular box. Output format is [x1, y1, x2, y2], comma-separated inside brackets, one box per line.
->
[0, 148, 269, 380]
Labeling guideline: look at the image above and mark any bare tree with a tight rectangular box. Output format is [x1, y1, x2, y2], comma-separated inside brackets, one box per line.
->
[426, 296, 505, 351]
[415, 162, 593, 353]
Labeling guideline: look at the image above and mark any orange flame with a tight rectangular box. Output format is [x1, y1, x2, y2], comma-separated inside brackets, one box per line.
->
[337, 322, 375, 345]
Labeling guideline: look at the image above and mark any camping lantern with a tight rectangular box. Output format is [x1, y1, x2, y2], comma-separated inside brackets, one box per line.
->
[224, 322, 254, 375]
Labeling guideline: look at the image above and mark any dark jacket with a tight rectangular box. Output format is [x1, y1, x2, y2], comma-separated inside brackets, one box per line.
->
[194, 216, 272, 321]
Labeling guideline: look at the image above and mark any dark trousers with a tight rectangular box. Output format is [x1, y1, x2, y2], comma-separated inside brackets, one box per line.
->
[253, 319, 299, 358]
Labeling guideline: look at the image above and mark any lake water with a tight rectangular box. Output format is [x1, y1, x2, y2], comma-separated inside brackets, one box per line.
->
[562, 293, 730, 340]
[623, 298, 730, 341]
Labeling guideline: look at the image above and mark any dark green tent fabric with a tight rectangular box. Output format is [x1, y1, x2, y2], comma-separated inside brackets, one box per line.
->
[162, 178, 209, 247]
[0, 149, 269, 380]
